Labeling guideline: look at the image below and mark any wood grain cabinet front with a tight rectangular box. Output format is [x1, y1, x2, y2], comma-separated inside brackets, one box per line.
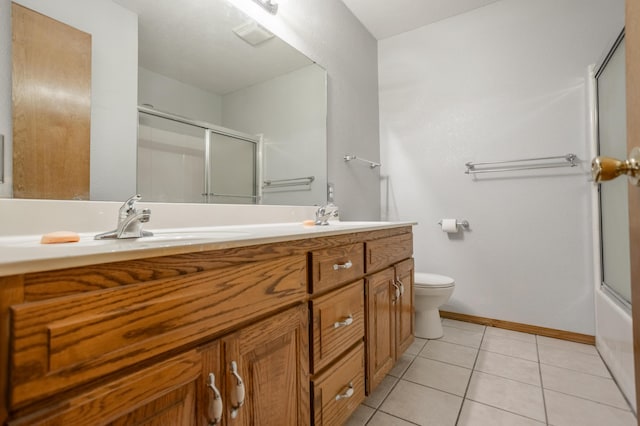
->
[10, 350, 203, 426]
[310, 280, 365, 374]
[9, 305, 309, 426]
[310, 243, 365, 294]
[365, 261, 415, 394]
[9, 255, 307, 409]
[218, 304, 310, 426]
[311, 342, 365, 426]
[365, 232, 413, 274]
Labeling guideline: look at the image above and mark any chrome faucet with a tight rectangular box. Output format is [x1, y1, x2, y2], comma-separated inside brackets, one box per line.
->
[315, 202, 339, 226]
[95, 194, 154, 240]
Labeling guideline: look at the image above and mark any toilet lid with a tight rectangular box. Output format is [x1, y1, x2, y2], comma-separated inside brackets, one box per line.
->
[414, 272, 455, 288]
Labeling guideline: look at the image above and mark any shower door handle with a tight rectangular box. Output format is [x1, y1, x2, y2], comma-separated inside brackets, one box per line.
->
[591, 147, 640, 185]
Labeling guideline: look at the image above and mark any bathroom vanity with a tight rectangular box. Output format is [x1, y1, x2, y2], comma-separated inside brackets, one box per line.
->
[0, 222, 414, 425]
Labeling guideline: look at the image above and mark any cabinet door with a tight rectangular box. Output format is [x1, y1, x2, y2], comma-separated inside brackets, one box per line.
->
[10, 351, 202, 426]
[395, 259, 415, 356]
[365, 268, 396, 394]
[222, 304, 310, 426]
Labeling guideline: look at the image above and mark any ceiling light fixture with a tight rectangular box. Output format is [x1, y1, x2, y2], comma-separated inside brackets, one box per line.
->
[251, 0, 278, 15]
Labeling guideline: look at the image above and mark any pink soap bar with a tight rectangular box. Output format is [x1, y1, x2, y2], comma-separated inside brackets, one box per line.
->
[40, 231, 80, 244]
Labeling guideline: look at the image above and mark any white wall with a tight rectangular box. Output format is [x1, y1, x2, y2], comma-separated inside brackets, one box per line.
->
[379, 0, 624, 335]
[0, 0, 138, 201]
[227, 0, 380, 219]
[138, 67, 223, 124]
[223, 65, 327, 206]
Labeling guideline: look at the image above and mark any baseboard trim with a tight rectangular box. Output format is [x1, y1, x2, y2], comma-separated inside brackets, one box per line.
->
[440, 311, 595, 345]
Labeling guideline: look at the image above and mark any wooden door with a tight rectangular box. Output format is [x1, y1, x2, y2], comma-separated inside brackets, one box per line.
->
[395, 259, 415, 356]
[626, 0, 640, 420]
[9, 351, 201, 425]
[12, 3, 91, 200]
[365, 267, 396, 394]
[221, 304, 309, 426]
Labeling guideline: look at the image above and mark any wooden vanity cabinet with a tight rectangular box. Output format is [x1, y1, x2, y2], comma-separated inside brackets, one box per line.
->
[0, 225, 414, 426]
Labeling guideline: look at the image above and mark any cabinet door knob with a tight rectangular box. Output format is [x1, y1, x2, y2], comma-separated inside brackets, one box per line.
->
[230, 361, 245, 419]
[396, 279, 405, 296]
[207, 373, 223, 425]
[392, 282, 401, 303]
[335, 382, 355, 401]
[334, 315, 354, 329]
[333, 260, 353, 270]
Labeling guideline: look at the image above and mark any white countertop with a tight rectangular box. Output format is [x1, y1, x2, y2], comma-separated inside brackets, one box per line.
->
[0, 221, 415, 277]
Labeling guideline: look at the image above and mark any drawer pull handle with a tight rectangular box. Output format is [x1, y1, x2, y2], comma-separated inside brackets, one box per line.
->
[335, 382, 355, 401]
[207, 373, 223, 425]
[230, 361, 245, 419]
[333, 260, 353, 271]
[334, 315, 354, 329]
[392, 282, 401, 303]
[396, 279, 405, 296]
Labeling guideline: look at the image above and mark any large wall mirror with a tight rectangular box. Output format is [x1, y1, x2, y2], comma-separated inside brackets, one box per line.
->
[6, 0, 327, 206]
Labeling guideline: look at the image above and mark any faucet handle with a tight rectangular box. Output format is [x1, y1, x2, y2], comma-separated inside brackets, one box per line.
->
[119, 194, 142, 223]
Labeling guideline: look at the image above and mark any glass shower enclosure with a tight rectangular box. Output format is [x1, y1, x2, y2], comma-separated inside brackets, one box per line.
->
[137, 106, 261, 204]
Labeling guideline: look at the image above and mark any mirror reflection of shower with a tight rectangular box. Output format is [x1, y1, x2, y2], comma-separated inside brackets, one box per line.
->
[137, 108, 259, 204]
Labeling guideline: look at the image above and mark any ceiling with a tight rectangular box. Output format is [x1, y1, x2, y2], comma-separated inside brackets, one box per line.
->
[340, 0, 501, 40]
[112, 0, 312, 95]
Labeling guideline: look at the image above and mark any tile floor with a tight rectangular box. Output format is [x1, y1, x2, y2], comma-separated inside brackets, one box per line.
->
[346, 318, 637, 426]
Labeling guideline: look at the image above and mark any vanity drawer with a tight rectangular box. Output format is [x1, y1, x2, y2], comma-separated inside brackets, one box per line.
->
[310, 243, 364, 294]
[310, 280, 364, 374]
[366, 232, 413, 273]
[311, 342, 365, 426]
[9, 255, 307, 408]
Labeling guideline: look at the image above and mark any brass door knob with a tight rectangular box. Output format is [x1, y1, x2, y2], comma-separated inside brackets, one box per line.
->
[592, 147, 640, 186]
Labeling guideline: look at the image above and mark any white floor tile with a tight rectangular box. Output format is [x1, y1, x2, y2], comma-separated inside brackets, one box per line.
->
[419, 339, 479, 369]
[366, 411, 417, 426]
[442, 318, 487, 333]
[545, 389, 636, 426]
[344, 404, 375, 426]
[484, 327, 536, 343]
[440, 325, 484, 348]
[388, 353, 415, 378]
[363, 375, 399, 409]
[405, 337, 428, 356]
[538, 344, 610, 378]
[403, 357, 472, 396]
[466, 371, 546, 422]
[380, 380, 462, 426]
[536, 335, 598, 356]
[458, 399, 545, 426]
[475, 350, 540, 386]
[480, 335, 538, 362]
[541, 363, 629, 410]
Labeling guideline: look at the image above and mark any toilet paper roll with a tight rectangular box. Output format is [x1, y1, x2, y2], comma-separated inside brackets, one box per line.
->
[441, 219, 458, 233]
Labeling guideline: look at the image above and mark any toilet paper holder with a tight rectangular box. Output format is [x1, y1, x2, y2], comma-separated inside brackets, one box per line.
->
[437, 219, 469, 229]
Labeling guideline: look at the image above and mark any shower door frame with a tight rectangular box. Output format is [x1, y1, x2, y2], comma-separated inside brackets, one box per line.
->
[137, 106, 263, 204]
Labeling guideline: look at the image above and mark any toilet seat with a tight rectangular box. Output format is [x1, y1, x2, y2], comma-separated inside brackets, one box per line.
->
[414, 273, 455, 288]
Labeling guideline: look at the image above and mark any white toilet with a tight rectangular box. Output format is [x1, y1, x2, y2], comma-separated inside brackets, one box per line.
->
[414, 273, 455, 339]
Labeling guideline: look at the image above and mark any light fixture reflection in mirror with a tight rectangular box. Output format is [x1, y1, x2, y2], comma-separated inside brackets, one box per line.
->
[6, 0, 327, 207]
[251, 0, 278, 14]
